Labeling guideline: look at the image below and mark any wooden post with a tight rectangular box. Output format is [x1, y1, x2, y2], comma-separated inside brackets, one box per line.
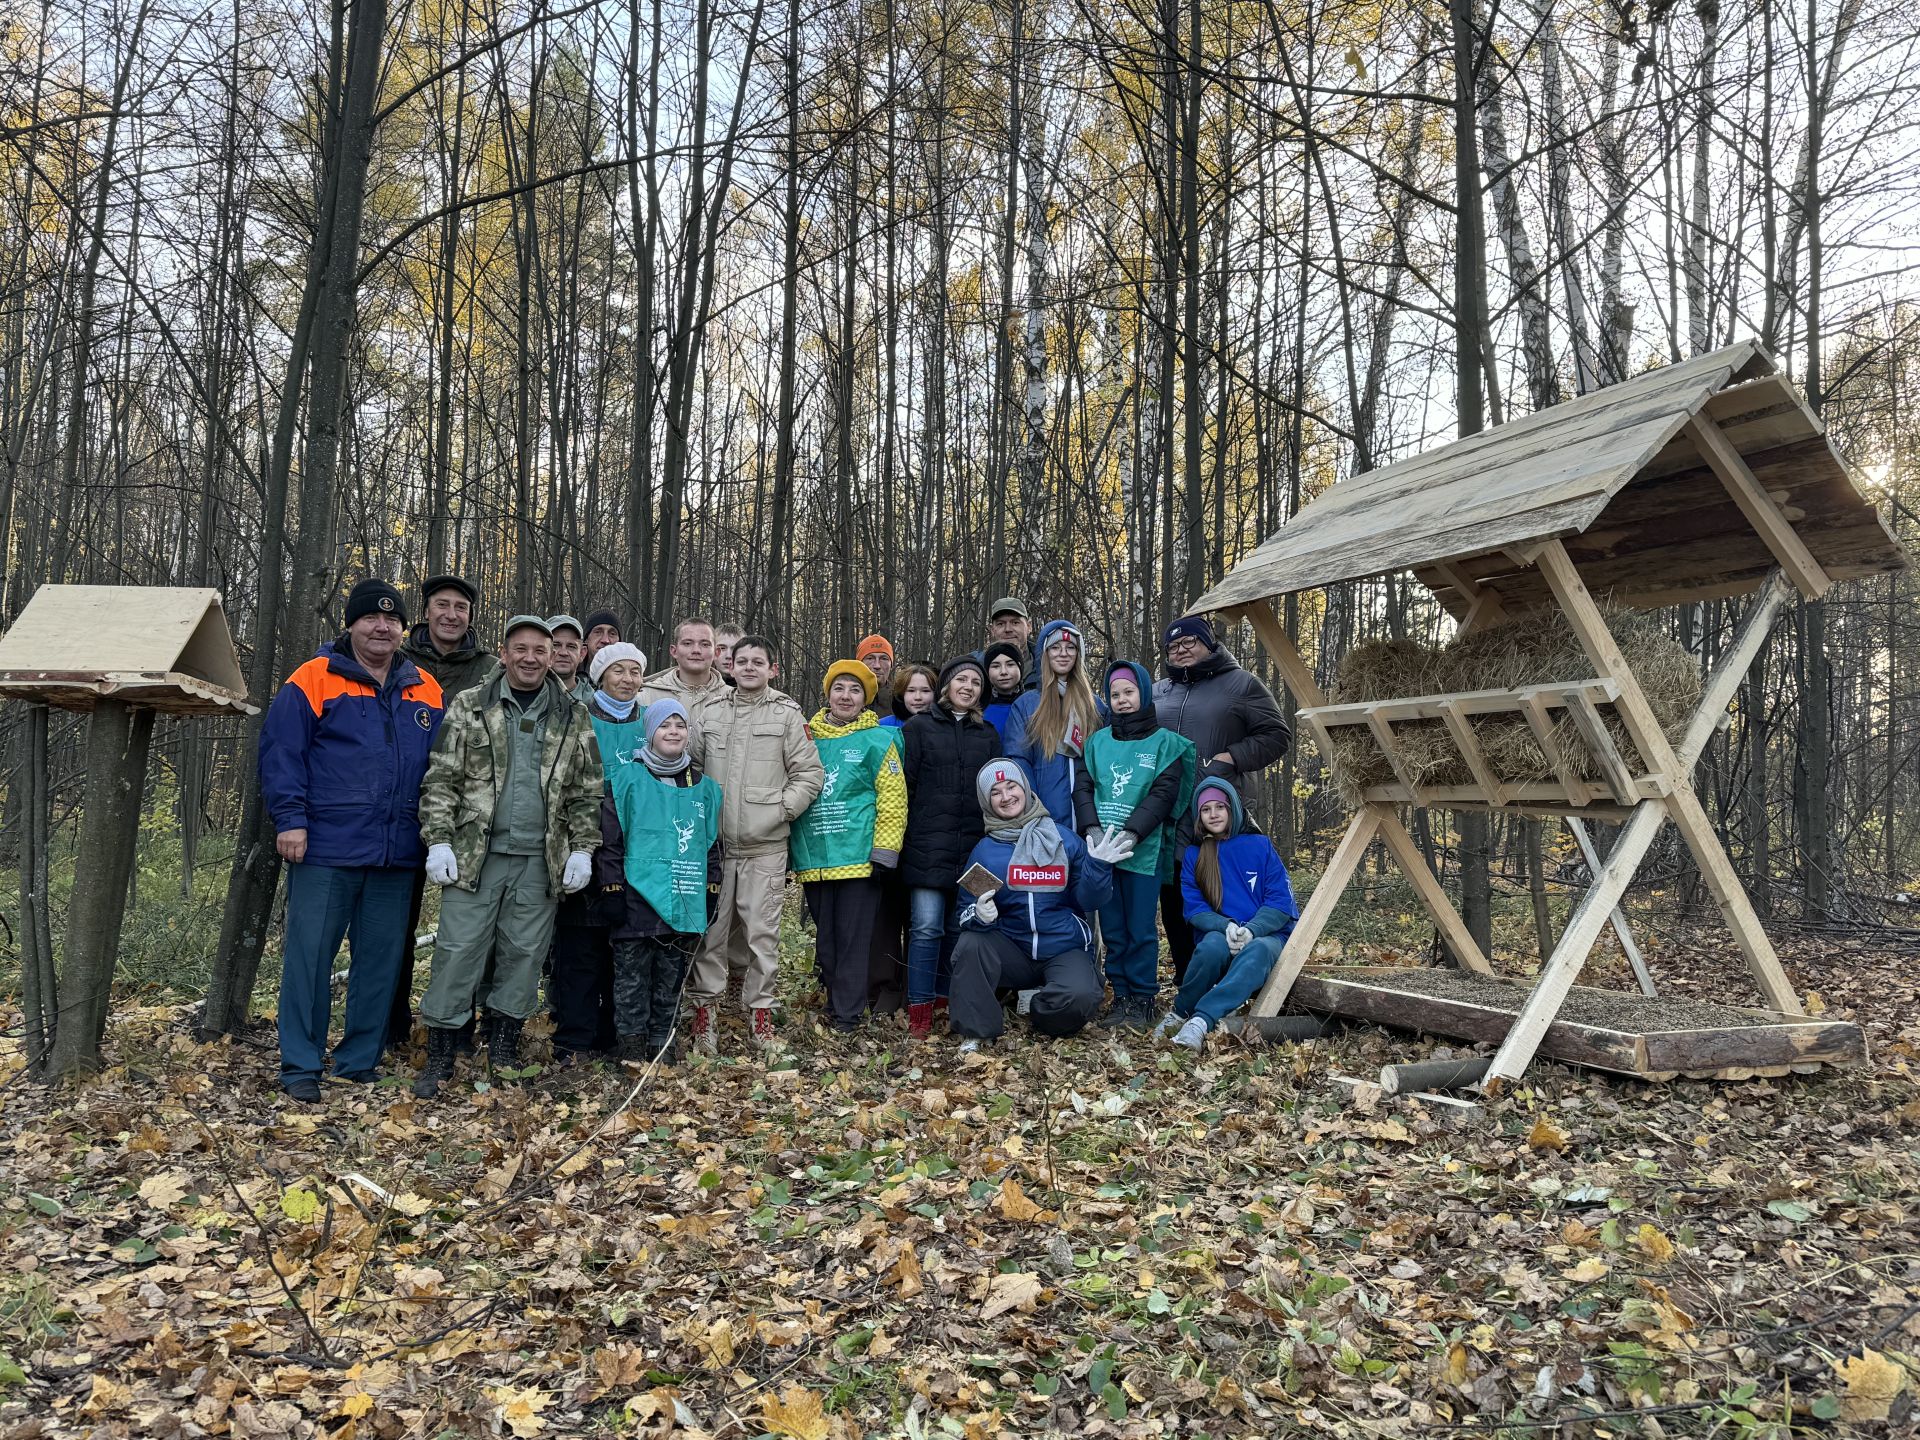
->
[17, 703, 56, 1071]
[1250, 807, 1381, 1016]
[1565, 816, 1655, 997]
[47, 699, 157, 1080]
[1683, 415, 1831, 598]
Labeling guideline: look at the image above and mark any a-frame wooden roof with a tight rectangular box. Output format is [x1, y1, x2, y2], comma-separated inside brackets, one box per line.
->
[1194, 341, 1910, 617]
[0, 585, 254, 715]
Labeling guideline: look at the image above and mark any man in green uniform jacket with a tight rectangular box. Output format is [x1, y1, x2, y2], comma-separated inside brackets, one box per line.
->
[411, 615, 604, 1096]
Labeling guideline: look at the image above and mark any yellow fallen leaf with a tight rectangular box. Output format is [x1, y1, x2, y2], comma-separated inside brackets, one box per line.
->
[1803, 991, 1827, 1015]
[1837, 1348, 1906, 1421]
[391, 1192, 433, 1217]
[762, 1384, 830, 1440]
[487, 1385, 550, 1438]
[698, 1317, 736, 1369]
[994, 1176, 1047, 1223]
[980, 1270, 1043, 1320]
[340, 1393, 374, 1418]
[280, 1185, 322, 1223]
[138, 1169, 189, 1211]
[1527, 1115, 1570, 1152]
[1560, 1218, 1598, 1248]
[480, 1154, 522, 1201]
[1561, 1256, 1609, 1283]
[1444, 1342, 1471, 1386]
[1635, 1224, 1675, 1264]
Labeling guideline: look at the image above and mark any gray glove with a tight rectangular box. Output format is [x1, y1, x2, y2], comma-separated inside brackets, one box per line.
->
[972, 892, 999, 925]
[425, 844, 458, 887]
[1084, 825, 1136, 866]
[1225, 922, 1253, 955]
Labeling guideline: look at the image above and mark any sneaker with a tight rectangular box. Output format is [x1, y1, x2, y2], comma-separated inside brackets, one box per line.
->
[750, 1007, 777, 1049]
[1015, 988, 1041, 1016]
[958, 1038, 983, 1055]
[1120, 995, 1156, 1032]
[907, 1001, 934, 1039]
[615, 1034, 650, 1065]
[690, 1004, 717, 1056]
[1097, 997, 1131, 1029]
[283, 1077, 322, 1103]
[1172, 1015, 1210, 1051]
[1150, 1011, 1183, 1041]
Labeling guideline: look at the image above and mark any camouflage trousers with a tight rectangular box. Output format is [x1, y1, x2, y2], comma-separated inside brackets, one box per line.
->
[613, 933, 699, 1058]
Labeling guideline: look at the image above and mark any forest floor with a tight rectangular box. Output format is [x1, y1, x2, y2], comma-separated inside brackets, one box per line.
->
[2, 911, 1918, 1439]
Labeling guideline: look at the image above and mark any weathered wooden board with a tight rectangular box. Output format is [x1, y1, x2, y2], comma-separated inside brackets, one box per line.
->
[0, 585, 252, 714]
[1194, 344, 1763, 610]
[1285, 967, 1867, 1080]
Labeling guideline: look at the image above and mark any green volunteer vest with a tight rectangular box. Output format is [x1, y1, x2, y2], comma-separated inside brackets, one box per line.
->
[1084, 726, 1196, 877]
[590, 711, 642, 787]
[607, 765, 722, 933]
[789, 726, 899, 873]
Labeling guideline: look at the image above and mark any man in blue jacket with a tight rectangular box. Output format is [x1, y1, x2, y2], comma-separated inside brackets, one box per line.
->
[947, 759, 1134, 1047]
[259, 579, 445, 1101]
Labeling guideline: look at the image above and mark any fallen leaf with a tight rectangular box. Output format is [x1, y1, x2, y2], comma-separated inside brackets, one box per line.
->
[980, 1270, 1042, 1320]
[1527, 1115, 1570, 1152]
[891, 1242, 923, 1297]
[391, 1192, 434, 1217]
[481, 1154, 522, 1200]
[762, 1384, 830, 1440]
[1836, 1348, 1906, 1421]
[487, 1385, 550, 1437]
[138, 1170, 189, 1211]
[1562, 1256, 1609, 1283]
[1635, 1224, 1675, 1264]
[993, 1176, 1047, 1223]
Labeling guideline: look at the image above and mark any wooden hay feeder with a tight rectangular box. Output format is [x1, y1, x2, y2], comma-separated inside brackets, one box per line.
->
[0, 585, 255, 1076]
[1191, 342, 1907, 1093]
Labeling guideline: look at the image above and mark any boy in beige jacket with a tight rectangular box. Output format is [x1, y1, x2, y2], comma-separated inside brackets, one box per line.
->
[687, 634, 825, 1050]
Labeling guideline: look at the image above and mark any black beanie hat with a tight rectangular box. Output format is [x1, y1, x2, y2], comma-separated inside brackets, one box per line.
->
[345, 578, 407, 628]
[938, 654, 986, 704]
[982, 641, 1024, 686]
[582, 608, 622, 638]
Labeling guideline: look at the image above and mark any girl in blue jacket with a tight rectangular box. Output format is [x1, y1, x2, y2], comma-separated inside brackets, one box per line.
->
[948, 758, 1134, 1048]
[1158, 780, 1298, 1050]
[1004, 619, 1105, 831]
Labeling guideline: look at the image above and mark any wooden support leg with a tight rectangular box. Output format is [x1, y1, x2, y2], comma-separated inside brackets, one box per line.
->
[1565, 817, 1656, 997]
[1663, 786, 1802, 1014]
[1485, 798, 1668, 1090]
[1250, 807, 1381, 1016]
[1373, 812, 1494, 975]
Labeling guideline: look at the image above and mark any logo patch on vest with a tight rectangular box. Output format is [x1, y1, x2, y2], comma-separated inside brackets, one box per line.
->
[414, 707, 432, 729]
[1006, 862, 1067, 891]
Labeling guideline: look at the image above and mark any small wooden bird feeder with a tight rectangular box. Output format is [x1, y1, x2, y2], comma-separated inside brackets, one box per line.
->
[0, 585, 255, 1077]
[1193, 341, 1909, 1092]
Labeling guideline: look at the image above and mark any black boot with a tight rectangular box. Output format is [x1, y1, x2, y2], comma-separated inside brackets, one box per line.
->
[412, 1026, 459, 1098]
[452, 1014, 478, 1056]
[486, 1012, 525, 1072]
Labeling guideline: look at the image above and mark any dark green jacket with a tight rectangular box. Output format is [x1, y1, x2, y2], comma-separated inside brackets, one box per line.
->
[402, 624, 501, 699]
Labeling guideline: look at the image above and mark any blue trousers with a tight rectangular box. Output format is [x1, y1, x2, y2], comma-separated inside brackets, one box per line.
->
[906, 886, 957, 1004]
[279, 863, 413, 1086]
[1174, 930, 1287, 1025]
[1097, 868, 1162, 998]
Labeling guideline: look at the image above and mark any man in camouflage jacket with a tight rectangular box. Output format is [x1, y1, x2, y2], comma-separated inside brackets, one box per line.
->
[412, 616, 604, 1094]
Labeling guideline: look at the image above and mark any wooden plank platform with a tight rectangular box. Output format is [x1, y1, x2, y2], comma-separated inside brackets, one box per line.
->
[1285, 966, 1866, 1081]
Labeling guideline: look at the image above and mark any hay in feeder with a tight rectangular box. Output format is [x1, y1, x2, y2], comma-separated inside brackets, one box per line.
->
[1323, 607, 1702, 803]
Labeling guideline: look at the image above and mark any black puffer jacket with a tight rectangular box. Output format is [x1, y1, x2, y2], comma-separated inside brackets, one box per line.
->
[1151, 646, 1290, 837]
[898, 703, 1003, 889]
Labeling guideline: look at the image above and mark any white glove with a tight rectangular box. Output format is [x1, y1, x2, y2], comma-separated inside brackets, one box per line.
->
[562, 851, 592, 894]
[1225, 922, 1253, 955]
[972, 892, 999, 925]
[425, 844, 458, 886]
[1084, 825, 1136, 865]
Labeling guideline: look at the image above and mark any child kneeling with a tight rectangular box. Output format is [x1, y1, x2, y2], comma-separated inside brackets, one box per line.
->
[1157, 780, 1298, 1050]
[596, 699, 722, 1061]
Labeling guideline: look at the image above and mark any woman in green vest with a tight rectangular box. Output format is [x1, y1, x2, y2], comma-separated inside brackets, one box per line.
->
[549, 641, 649, 1061]
[791, 660, 907, 1032]
[1085, 661, 1196, 1031]
[594, 698, 722, 1062]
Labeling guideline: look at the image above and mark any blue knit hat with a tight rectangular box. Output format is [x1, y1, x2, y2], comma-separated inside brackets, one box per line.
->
[643, 697, 689, 739]
[1102, 659, 1152, 704]
[1163, 614, 1215, 653]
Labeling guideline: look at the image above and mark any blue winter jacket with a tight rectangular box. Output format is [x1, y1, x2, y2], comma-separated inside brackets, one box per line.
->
[259, 637, 446, 869]
[958, 826, 1114, 960]
[1180, 786, 1298, 937]
[1003, 686, 1107, 832]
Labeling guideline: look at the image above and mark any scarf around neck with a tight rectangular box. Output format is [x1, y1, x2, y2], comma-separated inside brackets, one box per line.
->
[976, 760, 1068, 883]
[594, 690, 638, 720]
[640, 697, 691, 775]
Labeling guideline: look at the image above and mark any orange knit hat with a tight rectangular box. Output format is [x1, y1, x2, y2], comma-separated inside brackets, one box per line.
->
[855, 633, 893, 664]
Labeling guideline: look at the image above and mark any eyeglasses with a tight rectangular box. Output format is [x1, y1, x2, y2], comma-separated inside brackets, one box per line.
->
[1167, 636, 1204, 653]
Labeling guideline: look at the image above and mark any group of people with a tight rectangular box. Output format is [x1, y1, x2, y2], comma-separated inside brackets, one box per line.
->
[257, 580, 1298, 1102]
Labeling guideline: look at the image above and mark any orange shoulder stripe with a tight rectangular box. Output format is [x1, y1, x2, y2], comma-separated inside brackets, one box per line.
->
[406, 671, 445, 710]
[287, 656, 374, 715]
